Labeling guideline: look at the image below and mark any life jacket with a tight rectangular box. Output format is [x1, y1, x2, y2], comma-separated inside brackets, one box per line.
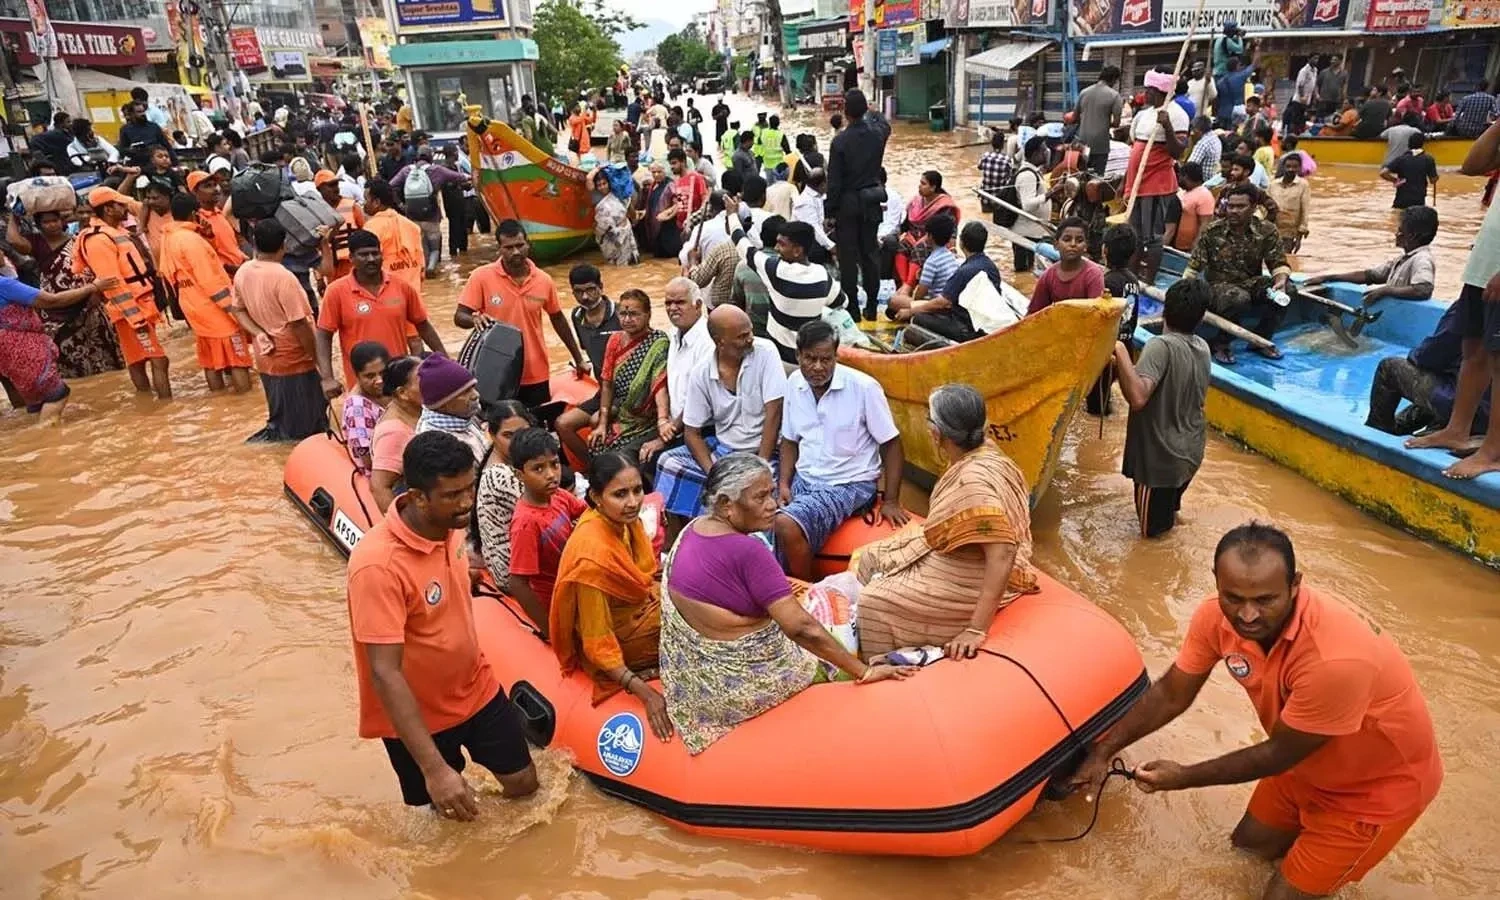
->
[74, 220, 159, 327]
[160, 221, 234, 314]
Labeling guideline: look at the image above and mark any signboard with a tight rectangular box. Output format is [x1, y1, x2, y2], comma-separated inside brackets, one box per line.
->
[393, 0, 507, 34]
[799, 21, 849, 54]
[883, 0, 922, 23]
[894, 23, 921, 66]
[948, 0, 1055, 27]
[1441, 0, 1500, 25]
[255, 27, 322, 50]
[876, 28, 898, 76]
[1068, 0, 1348, 35]
[1365, 0, 1430, 28]
[358, 17, 393, 69]
[24, 0, 57, 59]
[228, 26, 263, 69]
[0, 19, 147, 66]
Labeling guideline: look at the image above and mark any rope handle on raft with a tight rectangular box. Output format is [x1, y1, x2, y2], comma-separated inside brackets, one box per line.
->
[974, 647, 1135, 843]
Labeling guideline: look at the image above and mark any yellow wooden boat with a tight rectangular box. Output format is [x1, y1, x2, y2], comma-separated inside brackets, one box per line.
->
[840, 296, 1125, 503]
[1297, 133, 1474, 168]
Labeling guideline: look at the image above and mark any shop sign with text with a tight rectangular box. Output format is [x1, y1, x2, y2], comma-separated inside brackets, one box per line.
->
[0, 18, 146, 66]
[1068, 0, 1348, 35]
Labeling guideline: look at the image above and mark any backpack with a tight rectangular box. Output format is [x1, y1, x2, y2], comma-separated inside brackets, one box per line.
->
[992, 166, 1040, 229]
[230, 163, 284, 221]
[403, 164, 435, 219]
[273, 192, 343, 256]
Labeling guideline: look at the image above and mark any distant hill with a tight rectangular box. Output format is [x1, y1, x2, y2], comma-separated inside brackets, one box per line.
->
[619, 18, 680, 56]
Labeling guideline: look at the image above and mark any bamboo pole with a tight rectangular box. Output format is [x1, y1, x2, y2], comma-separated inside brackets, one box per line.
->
[1120, 0, 1211, 220]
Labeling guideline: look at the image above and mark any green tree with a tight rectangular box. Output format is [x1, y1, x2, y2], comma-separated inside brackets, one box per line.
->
[655, 26, 719, 80]
[533, 0, 639, 103]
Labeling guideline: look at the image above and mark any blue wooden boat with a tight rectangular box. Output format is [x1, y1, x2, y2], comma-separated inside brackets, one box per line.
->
[1034, 241, 1500, 567]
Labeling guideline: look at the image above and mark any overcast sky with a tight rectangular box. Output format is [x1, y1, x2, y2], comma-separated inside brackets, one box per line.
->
[607, 0, 714, 27]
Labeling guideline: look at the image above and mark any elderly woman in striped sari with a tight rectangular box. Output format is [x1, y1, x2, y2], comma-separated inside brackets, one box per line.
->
[856, 383, 1039, 660]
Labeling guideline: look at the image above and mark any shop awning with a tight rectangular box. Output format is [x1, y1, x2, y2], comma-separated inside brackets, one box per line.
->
[965, 40, 1050, 79]
[920, 37, 951, 58]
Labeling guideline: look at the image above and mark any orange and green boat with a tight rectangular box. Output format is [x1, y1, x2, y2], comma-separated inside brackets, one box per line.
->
[465, 117, 595, 264]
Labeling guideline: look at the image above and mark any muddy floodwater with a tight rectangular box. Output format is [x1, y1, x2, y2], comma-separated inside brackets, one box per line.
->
[3, 98, 1498, 898]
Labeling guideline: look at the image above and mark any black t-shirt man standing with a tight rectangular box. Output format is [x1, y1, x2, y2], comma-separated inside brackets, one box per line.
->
[823, 89, 891, 322]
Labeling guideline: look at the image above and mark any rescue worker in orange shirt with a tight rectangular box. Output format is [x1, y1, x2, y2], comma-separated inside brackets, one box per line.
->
[316, 169, 365, 283]
[362, 178, 424, 353]
[1073, 523, 1441, 900]
[75, 186, 171, 399]
[158, 192, 255, 393]
[188, 169, 246, 275]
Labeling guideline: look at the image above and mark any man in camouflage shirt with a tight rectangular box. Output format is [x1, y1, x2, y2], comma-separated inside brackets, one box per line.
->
[1185, 183, 1292, 364]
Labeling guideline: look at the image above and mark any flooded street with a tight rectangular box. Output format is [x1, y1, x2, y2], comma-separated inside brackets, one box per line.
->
[2, 99, 1498, 898]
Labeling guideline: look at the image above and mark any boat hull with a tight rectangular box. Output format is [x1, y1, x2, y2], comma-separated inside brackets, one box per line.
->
[839, 296, 1125, 503]
[1296, 133, 1474, 168]
[466, 119, 596, 264]
[479, 572, 1146, 856]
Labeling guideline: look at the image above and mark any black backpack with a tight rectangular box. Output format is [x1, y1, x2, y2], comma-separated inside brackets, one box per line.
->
[230, 163, 283, 221]
[992, 166, 1040, 229]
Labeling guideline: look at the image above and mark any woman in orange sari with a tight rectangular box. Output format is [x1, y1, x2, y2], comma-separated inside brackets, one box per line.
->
[550, 452, 671, 740]
[856, 384, 1039, 659]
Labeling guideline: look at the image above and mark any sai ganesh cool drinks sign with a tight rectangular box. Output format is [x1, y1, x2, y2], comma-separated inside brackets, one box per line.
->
[1068, 0, 1350, 35]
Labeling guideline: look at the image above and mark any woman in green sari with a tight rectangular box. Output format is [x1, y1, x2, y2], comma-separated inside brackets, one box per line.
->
[587, 288, 670, 465]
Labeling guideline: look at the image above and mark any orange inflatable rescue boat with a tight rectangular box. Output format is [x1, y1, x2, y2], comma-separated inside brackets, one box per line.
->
[282, 376, 1148, 857]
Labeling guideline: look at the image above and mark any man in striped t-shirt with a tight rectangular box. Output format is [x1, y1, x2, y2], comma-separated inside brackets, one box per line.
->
[724, 211, 843, 363]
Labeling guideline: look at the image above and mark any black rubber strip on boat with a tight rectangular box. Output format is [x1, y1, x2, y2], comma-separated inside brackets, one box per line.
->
[581, 668, 1150, 833]
[285, 484, 351, 558]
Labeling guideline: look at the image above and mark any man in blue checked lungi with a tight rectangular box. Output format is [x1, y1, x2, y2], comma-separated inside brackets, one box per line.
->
[773, 319, 910, 578]
[656, 304, 789, 530]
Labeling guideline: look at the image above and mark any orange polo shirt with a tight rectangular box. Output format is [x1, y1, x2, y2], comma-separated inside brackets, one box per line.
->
[159, 221, 240, 339]
[347, 500, 500, 740]
[141, 208, 171, 263]
[1176, 587, 1442, 823]
[317, 272, 428, 386]
[199, 207, 247, 272]
[363, 208, 424, 296]
[458, 260, 562, 386]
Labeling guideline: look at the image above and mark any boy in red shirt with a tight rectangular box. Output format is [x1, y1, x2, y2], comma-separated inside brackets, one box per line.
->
[507, 428, 587, 635]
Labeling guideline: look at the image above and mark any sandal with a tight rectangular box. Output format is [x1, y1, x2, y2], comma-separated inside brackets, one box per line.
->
[1212, 348, 1237, 365]
[1254, 345, 1284, 360]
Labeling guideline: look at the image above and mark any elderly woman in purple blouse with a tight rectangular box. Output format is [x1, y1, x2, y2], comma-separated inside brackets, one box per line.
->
[657, 453, 916, 754]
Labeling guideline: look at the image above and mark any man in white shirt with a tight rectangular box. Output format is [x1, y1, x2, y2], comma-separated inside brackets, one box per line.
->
[1186, 61, 1217, 123]
[655, 304, 788, 520]
[680, 191, 734, 267]
[791, 168, 836, 255]
[773, 319, 908, 578]
[878, 167, 905, 279]
[1285, 59, 1319, 135]
[663, 276, 715, 446]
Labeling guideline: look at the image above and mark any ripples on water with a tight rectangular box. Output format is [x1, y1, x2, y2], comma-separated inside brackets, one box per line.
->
[1, 98, 1497, 898]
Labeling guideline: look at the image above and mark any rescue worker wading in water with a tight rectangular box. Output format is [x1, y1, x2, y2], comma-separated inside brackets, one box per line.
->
[76, 186, 172, 399]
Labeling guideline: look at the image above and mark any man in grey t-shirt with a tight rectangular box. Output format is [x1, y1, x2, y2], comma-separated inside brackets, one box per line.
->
[1113, 278, 1213, 537]
[1075, 65, 1123, 176]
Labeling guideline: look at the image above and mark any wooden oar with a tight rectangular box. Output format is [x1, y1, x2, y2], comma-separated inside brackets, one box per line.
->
[973, 187, 1055, 236]
[1141, 284, 1277, 352]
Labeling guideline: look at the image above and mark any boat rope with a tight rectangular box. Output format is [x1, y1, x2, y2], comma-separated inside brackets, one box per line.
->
[977, 647, 1135, 843]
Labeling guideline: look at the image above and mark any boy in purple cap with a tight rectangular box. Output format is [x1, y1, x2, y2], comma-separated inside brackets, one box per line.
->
[414, 355, 489, 465]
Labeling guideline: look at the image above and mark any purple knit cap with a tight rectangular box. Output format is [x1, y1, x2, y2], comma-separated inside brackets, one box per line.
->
[418, 355, 476, 408]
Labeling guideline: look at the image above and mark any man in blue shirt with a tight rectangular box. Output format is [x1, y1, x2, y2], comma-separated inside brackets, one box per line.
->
[1211, 22, 1244, 78]
[1215, 57, 1255, 129]
[1367, 302, 1491, 435]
